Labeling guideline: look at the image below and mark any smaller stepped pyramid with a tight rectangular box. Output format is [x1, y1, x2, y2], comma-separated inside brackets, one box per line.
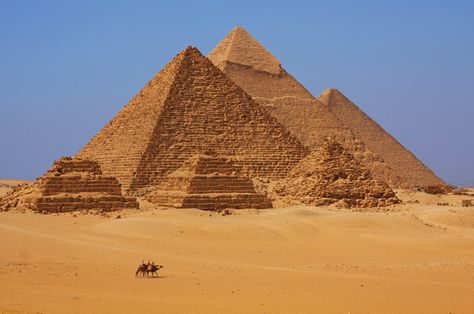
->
[0, 157, 138, 213]
[145, 154, 272, 210]
[319, 88, 444, 187]
[273, 139, 400, 208]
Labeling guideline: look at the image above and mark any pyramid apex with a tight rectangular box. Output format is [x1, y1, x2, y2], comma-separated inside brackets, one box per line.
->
[319, 88, 348, 107]
[180, 45, 203, 56]
[232, 25, 248, 33]
[208, 27, 282, 75]
[321, 88, 343, 96]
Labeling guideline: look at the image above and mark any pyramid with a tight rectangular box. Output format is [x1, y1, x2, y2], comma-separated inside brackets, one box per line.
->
[273, 139, 401, 208]
[0, 157, 138, 213]
[77, 47, 308, 194]
[208, 26, 313, 100]
[319, 89, 444, 187]
[145, 154, 272, 210]
[208, 27, 404, 187]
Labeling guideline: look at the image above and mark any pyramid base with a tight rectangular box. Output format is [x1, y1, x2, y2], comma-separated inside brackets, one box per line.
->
[147, 192, 272, 210]
[24, 194, 138, 213]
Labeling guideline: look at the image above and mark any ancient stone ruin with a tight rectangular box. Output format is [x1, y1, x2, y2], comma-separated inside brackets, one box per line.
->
[145, 154, 272, 210]
[0, 157, 138, 213]
[208, 26, 443, 189]
[77, 46, 308, 195]
[273, 139, 401, 208]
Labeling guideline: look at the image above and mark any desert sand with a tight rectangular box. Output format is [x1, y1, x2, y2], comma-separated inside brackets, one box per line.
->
[1, 190, 474, 314]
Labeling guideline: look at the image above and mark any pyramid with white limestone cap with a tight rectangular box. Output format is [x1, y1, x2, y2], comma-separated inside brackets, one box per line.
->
[208, 27, 406, 187]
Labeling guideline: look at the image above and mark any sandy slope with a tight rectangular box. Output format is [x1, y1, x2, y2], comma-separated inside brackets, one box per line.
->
[1, 193, 474, 313]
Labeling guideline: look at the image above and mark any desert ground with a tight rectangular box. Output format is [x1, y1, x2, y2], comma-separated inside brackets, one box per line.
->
[1, 182, 474, 314]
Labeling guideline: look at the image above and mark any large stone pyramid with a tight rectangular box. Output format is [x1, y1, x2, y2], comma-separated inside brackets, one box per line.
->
[208, 27, 403, 187]
[319, 88, 444, 187]
[77, 47, 308, 194]
[273, 139, 401, 208]
[0, 157, 138, 213]
[208, 26, 443, 188]
[145, 154, 272, 210]
[208, 26, 313, 99]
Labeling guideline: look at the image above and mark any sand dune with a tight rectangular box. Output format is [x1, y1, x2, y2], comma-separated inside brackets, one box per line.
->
[1, 191, 474, 313]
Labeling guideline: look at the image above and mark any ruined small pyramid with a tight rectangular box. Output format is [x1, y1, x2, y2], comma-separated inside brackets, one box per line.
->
[77, 46, 308, 194]
[273, 139, 400, 208]
[208, 27, 404, 187]
[0, 157, 138, 213]
[319, 88, 444, 187]
[145, 154, 272, 210]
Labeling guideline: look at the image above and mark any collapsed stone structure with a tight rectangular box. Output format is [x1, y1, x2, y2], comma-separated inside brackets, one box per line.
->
[208, 26, 443, 188]
[77, 46, 308, 196]
[273, 139, 401, 208]
[0, 157, 137, 213]
[145, 154, 272, 210]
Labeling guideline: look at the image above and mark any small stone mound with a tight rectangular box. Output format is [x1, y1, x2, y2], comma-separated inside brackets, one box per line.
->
[417, 184, 454, 195]
[0, 157, 138, 213]
[145, 154, 272, 210]
[273, 139, 401, 209]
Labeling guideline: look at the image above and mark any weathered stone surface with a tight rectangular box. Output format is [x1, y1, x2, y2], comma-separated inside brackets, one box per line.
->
[78, 46, 308, 195]
[272, 139, 401, 209]
[0, 157, 138, 213]
[145, 154, 272, 210]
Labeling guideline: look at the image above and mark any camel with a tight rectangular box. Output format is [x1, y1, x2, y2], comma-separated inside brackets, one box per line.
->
[135, 263, 148, 277]
[147, 264, 164, 277]
[135, 262, 164, 277]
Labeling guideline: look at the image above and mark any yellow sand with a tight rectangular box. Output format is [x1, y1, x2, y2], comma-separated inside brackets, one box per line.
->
[1, 191, 474, 313]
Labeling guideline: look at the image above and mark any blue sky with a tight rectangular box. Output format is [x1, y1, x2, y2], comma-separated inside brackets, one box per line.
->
[0, 1, 473, 186]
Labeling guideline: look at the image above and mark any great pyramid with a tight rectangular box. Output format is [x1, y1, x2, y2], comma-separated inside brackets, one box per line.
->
[273, 139, 401, 208]
[208, 26, 313, 99]
[319, 89, 444, 187]
[208, 27, 403, 187]
[77, 46, 308, 194]
[208, 26, 443, 188]
[0, 157, 138, 213]
[146, 154, 272, 210]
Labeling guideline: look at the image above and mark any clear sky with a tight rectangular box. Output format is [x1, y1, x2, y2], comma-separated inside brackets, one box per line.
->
[0, 1, 473, 186]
